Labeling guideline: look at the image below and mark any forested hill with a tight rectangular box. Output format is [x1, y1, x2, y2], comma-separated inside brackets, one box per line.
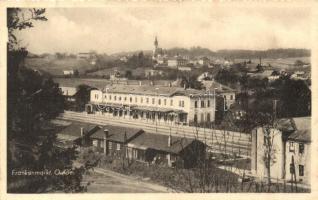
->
[164, 47, 310, 59]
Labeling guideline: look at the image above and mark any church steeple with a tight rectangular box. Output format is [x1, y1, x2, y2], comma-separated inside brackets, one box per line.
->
[154, 36, 158, 49]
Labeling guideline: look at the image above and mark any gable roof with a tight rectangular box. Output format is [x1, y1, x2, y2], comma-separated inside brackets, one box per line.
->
[128, 132, 198, 154]
[275, 117, 311, 132]
[288, 129, 311, 143]
[275, 117, 311, 142]
[90, 125, 143, 143]
[57, 122, 99, 141]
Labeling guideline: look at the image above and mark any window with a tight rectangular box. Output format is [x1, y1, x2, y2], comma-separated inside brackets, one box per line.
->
[179, 100, 182, 107]
[109, 142, 112, 150]
[135, 97, 137, 103]
[299, 165, 304, 176]
[95, 94, 99, 99]
[146, 98, 149, 104]
[116, 143, 121, 151]
[194, 101, 198, 108]
[152, 98, 155, 104]
[124, 97, 127, 101]
[109, 95, 112, 100]
[164, 99, 167, 105]
[194, 114, 198, 123]
[224, 95, 227, 100]
[230, 95, 233, 100]
[201, 100, 205, 108]
[158, 99, 161, 105]
[104, 94, 107, 100]
[299, 143, 305, 154]
[207, 113, 211, 122]
[207, 100, 210, 107]
[141, 97, 143, 103]
[289, 142, 295, 152]
[170, 99, 173, 106]
[119, 96, 121, 101]
[130, 97, 132, 103]
[182, 101, 184, 107]
[114, 96, 117, 101]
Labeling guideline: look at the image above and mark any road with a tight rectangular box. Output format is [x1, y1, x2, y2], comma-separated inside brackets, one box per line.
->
[82, 167, 172, 193]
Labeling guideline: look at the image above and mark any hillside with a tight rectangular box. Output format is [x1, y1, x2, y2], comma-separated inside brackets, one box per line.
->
[25, 57, 96, 76]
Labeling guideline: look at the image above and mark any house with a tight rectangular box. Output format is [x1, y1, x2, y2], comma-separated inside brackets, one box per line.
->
[178, 66, 192, 71]
[55, 122, 100, 149]
[60, 86, 77, 102]
[198, 57, 210, 66]
[110, 70, 128, 81]
[77, 52, 96, 60]
[63, 70, 74, 76]
[285, 120, 311, 185]
[201, 80, 236, 110]
[167, 57, 188, 68]
[89, 125, 144, 156]
[127, 132, 206, 168]
[251, 117, 311, 185]
[145, 69, 164, 77]
[291, 71, 308, 81]
[87, 83, 217, 125]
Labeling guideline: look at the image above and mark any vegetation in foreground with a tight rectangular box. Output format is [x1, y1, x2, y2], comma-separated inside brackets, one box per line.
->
[79, 148, 310, 193]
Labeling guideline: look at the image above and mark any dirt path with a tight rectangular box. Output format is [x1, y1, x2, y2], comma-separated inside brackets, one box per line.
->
[82, 167, 174, 193]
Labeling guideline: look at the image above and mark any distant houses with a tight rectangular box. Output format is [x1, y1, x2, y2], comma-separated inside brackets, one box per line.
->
[77, 52, 96, 60]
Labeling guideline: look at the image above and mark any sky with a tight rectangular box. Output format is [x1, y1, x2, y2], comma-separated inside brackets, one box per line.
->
[15, 4, 312, 55]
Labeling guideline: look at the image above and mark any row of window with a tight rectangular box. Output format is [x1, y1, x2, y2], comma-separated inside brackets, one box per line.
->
[289, 142, 305, 154]
[193, 113, 211, 122]
[108, 141, 121, 151]
[94, 93, 188, 108]
[194, 100, 211, 108]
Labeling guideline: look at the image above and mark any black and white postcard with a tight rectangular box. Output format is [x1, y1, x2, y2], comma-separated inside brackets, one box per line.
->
[0, 1, 317, 199]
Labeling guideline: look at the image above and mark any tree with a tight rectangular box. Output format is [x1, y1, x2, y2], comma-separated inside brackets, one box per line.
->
[125, 70, 132, 79]
[7, 8, 87, 193]
[73, 69, 79, 77]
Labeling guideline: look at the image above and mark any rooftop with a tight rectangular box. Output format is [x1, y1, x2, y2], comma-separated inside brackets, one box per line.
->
[54, 78, 172, 89]
[128, 132, 197, 154]
[90, 125, 143, 143]
[101, 84, 209, 97]
[275, 117, 311, 142]
[202, 80, 236, 93]
[287, 129, 311, 143]
[57, 122, 99, 141]
[275, 117, 311, 132]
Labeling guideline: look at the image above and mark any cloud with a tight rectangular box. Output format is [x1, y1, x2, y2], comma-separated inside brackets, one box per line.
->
[15, 5, 311, 54]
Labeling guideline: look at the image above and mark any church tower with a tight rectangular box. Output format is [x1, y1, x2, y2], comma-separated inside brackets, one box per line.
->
[153, 36, 159, 59]
[154, 36, 158, 50]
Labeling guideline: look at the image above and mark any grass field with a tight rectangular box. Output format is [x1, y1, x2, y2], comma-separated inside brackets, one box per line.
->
[25, 57, 96, 75]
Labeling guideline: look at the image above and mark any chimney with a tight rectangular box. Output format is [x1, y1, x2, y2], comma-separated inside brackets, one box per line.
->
[103, 129, 109, 155]
[168, 134, 172, 147]
[151, 81, 154, 86]
[169, 82, 172, 87]
[183, 83, 186, 90]
[80, 127, 84, 137]
[80, 127, 85, 147]
[139, 81, 142, 86]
